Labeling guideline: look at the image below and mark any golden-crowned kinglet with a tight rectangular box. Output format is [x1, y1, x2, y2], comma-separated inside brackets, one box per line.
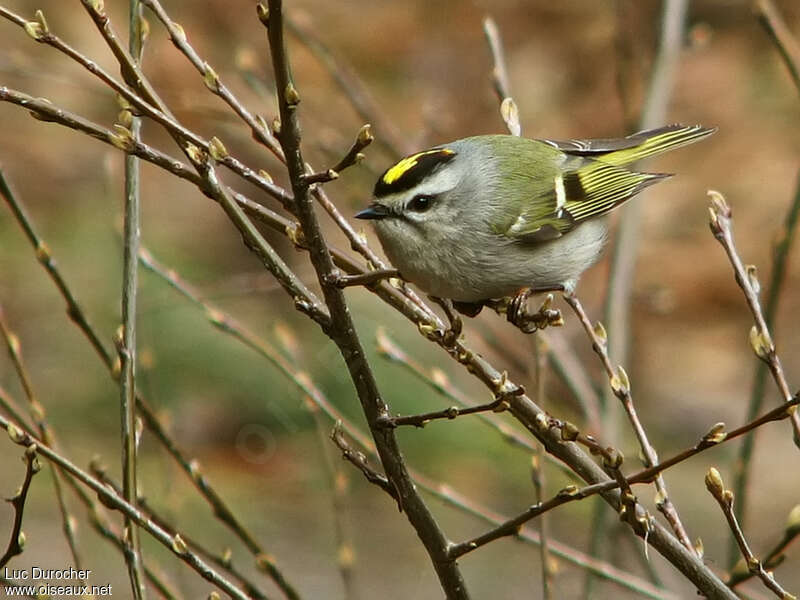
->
[356, 124, 714, 306]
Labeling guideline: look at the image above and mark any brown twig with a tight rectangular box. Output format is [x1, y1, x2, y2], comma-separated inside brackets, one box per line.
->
[731, 170, 800, 567]
[379, 398, 508, 429]
[482, 16, 512, 102]
[262, 3, 469, 597]
[330, 424, 398, 503]
[563, 293, 696, 554]
[0, 306, 84, 577]
[0, 417, 250, 600]
[729, 504, 800, 589]
[138, 240, 689, 600]
[708, 190, 800, 444]
[375, 328, 542, 453]
[0, 6, 289, 210]
[705, 468, 796, 599]
[90, 463, 270, 600]
[139, 0, 284, 160]
[449, 395, 799, 561]
[0, 167, 301, 600]
[0, 444, 39, 568]
[312, 415, 359, 599]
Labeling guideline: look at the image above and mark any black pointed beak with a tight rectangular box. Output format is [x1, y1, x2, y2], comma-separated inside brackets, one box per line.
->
[354, 203, 391, 220]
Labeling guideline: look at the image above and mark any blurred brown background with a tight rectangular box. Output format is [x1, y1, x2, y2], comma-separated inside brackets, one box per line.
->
[1, 0, 799, 598]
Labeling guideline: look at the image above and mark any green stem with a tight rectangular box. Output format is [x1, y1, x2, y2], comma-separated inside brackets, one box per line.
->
[119, 1, 146, 597]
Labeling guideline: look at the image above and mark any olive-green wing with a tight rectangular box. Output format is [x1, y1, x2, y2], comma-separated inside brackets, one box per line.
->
[499, 124, 714, 243]
[500, 161, 667, 243]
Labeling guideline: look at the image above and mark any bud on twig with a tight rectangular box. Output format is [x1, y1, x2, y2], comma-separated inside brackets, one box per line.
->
[705, 467, 725, 498]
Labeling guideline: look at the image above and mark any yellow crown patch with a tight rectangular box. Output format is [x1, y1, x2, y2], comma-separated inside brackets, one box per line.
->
[382, 148, 455, 185]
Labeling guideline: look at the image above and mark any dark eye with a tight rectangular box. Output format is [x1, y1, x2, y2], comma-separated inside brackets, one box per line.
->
[407, 194, 435, 212]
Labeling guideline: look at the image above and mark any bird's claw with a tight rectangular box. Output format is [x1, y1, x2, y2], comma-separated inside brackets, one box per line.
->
[507, 289, 564, 333]
[431, 297, 463, 347]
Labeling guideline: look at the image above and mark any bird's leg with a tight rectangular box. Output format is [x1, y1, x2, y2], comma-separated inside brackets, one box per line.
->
[507, 286, 565, 333]
[430, 296, 463, 346]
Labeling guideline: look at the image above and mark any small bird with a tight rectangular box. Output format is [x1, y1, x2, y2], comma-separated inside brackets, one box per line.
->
[356, 124, 714, 320]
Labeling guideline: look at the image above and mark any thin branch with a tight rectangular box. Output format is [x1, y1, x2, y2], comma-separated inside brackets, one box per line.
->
[729, 504, 800, 589]
[330, 424, 398, 503]
[731, 171, 800, 566]
[137, 243, 688, 600]
[754, 0, 800, 95]
[0, 167, 301, 600]
[90, 464, 271, 600]
[532, 336, 553, 600]
[0, 417, 250, 600]
[0, 444, 39, 568]
[705, 469, 796, 599]
[449, 396, 800, 561]
[0, 6, 291, 209]
[330, 123, 374, 174]
[375, 328, 542, 454]
[283, 11, 409, 157]
[0, 306, 84, 576]
[139, 0, 284, 160]
[564, 293, 696, 554]
[119, 2, 146, 596]
[708, 190, 800, 444]
[0, 385, 36, 438]
[379, 398, 508, 429]
[482, 16, 512, 102]
[313, 416, 359, 599]
[262, 3, 469, 597]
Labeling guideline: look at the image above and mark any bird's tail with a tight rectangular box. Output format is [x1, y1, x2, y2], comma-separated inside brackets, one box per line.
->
[597, 124, 717, 167]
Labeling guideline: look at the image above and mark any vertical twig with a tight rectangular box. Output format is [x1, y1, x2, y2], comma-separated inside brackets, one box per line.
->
[708, 191, 800, 436]
[705, 468, 796, 599]
[2, 160, 301, 600]
[564, 294, 695, 553]
[729, 0, 800, 554]
[754, 0, 800, 95]
[119, 1, 146, 597]
[532, 336, 553, 599]
[261, 2, 469, 597]
[0, 444, 39, 568]
[482, 16, 521, 137]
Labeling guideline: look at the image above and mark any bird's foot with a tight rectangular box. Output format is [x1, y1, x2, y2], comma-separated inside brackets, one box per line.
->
[430, 297, 463, 346]
[506, 288, 564, 333]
